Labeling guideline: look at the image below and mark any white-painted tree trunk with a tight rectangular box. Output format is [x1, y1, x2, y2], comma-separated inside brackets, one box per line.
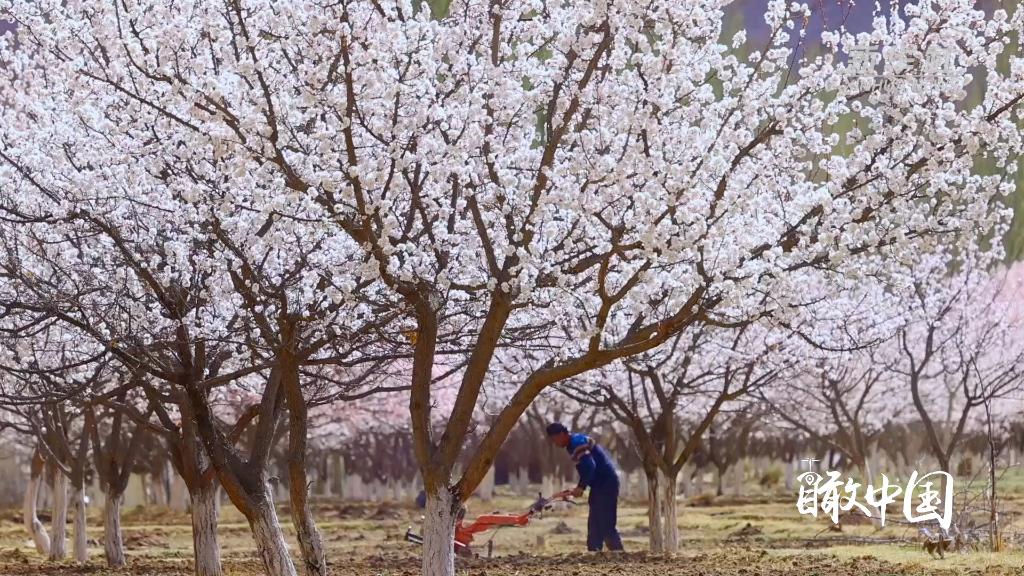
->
[124, 474, 146, 508]
[867, 446, 879, 485]
[476, 467, 495, 501]
[291, 493, 326, 576]
[618, 469, 634, 500]
[344, 475, 363, 501]
[250, 495, 298, 576]
[860, 457, 873, 487]
[516, 466, 530, 496]
[369, 479, 383, 502]
[215, 485, 224, 515]
[646, 471, 664, 553]
[103, 490, 126, 567]
[190, 486, 223, 576]
[636, 471, 649, 500]
[660, 470, 679, 553]
[23, 472, 51, 556]
[170, 473, 189, 512]
[38, 476, 50, 511]
[422, 489, 457, 576]
[71, 485, 88, 563]
[680, 465, 693, 499]
[49, 473, 68, 561]
[475, 467, 495, 498]
[329, 456, 344, 497]
[731, 461, 744, 496]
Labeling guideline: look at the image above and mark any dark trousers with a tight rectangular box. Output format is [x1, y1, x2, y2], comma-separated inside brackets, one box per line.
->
[587, 477, 623, 551]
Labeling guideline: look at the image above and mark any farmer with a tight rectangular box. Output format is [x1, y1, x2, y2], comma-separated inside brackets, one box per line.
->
[546, 422, 624, 552]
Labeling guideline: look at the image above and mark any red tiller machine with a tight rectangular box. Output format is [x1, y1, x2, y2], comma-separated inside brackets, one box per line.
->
[405, 490, 577, 557]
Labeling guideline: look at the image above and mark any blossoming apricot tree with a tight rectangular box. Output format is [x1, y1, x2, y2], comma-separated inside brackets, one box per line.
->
[1, 0, 1022, 575]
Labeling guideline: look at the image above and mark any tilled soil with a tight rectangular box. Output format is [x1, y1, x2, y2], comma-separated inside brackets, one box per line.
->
[3, 496, 1023, 575]
[352, 549, 1024, 576]
[4, 547, 1024, 575]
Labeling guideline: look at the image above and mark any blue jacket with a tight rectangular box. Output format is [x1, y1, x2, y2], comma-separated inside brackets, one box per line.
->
[567, 433, 618, 489]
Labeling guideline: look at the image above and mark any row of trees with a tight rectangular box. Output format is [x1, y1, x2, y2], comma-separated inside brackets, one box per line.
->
[3, 264, 1024, 564]
[561, 261, 1024, 551]
[1, 0, 1023, 575]
[9, 263, 1023, 562]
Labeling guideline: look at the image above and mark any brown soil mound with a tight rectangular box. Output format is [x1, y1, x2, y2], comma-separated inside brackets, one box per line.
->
[369, 504, 405, 520]
[353, 548, 976, 575]
[3, 547, 1020, 576]
[727, 522, 764, 539]
[550, 521, 578, 534]
[839, 512, 874, 525]
[124, 532, 169, 549]
[0, 548, 29, 564]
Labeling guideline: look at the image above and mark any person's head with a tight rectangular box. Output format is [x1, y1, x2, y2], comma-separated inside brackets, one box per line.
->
[546, 422, 570, 448]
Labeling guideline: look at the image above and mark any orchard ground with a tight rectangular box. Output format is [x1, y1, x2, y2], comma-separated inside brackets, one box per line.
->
[4, 471, 1024, 576]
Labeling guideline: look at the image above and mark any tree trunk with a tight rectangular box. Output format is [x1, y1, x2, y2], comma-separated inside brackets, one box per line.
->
[250, 496, 298, 576]
[285, 355, 328, 576]
[71, 484, 88, 563]
[990, 446, 999, 551]
[645, 470, 664, 553]
[290, 482, 326, 576]
[540, 475, 554, 500]
[170, 472, 189, 512]
[679, 465, 693, 499]
[103, 490, 126, 567]
[516, 466, 530, 496]
[731, 461, 744, 496]
[634, 471, 648, 501]
[856, 456, 872, 486]
[23, 468, 51, 556]
[190, 485, 223, 576]
[160, 464, 173, 506]
[936, 457, 952, 497]
[422, 488, 458, 576]
[867, 446, 879, 485]
[329, 455, 344, 497]
[856, 461, 883, 528]
[476, 467, 495, 501]
[987, 404, 1000, 551]
[49, 473, 68, 561]
[660, 470, 679, 553]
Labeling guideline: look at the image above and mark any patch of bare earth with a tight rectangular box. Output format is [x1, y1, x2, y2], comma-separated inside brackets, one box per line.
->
[5, 548, 1023, 576]
[350, 548, 1022, 576]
